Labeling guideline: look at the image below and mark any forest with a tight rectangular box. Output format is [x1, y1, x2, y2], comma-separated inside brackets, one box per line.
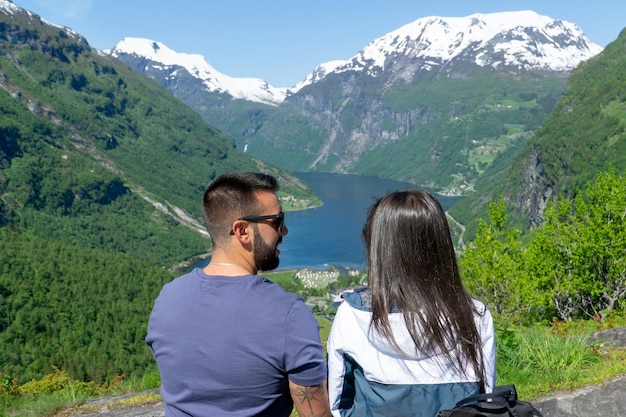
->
[0, 6, 320, 389]
[0, 228, 174, 383]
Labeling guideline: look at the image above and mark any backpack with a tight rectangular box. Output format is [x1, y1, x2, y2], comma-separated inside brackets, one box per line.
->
[437, 384, 544, 417]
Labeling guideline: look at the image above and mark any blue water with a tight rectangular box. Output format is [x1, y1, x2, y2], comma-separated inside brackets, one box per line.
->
[194, 172, 461, 271]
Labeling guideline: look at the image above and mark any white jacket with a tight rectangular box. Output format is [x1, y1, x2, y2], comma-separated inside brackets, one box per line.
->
[327, 288, 496, 417]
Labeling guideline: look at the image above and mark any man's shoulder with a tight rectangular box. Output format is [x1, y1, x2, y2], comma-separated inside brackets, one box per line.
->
[257, 275, 304, 302]
[159, 269, 197, 291]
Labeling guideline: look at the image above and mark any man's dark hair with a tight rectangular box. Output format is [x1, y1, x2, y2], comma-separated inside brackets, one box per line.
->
[202, 172, 278, 245]
[363, 189, 485, 387]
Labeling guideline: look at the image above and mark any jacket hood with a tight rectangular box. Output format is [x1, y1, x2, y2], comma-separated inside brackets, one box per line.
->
[342, 288, 421, 359]
[341, 288, 488, 360]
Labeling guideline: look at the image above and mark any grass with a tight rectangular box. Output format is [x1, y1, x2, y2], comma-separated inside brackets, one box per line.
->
[0, 368, 162, 417]
[2, 318, 624, 416]
[496, 317, 626, 399]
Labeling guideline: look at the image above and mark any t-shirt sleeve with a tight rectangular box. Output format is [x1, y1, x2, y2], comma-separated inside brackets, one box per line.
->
[283, 298, 327, 387]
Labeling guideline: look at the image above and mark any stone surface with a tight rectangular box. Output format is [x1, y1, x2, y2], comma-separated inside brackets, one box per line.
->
[532, 374, 626, 417]
[70, 375, 625, 417]
[588, 327, 626, 348]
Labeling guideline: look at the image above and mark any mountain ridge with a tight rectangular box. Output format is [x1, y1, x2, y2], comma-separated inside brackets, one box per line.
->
[112, 9, 602, 202]
[444, 27, 626, 238]
[320, 10, 601, 77]
[110, 37, 290, 106]
[110, 10, 602, 105]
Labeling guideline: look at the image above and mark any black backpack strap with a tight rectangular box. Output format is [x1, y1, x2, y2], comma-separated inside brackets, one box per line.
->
[453, 385, 517, 408]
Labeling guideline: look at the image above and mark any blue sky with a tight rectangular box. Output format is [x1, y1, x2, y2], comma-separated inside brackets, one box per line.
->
[13, 0, 625, 87]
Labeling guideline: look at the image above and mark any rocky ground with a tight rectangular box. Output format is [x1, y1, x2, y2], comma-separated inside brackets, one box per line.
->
[57, 328, 626, 417]
[533, 374, 625, 417]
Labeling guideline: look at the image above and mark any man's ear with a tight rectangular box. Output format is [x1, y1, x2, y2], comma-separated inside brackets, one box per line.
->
[231, 220, 251, 243]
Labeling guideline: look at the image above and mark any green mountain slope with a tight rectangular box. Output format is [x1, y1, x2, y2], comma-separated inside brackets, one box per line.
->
[450, 28, 626, 237]
[349, 68, 564, 190]
[0, 7, 317, 265]
[0, 4, 318, 384]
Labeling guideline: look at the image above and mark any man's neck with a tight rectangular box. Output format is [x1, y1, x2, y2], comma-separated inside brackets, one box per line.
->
[203, 256, 256, 276]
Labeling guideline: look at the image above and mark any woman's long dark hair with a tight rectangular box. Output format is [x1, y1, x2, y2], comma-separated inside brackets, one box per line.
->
[364, 190, 484, 385]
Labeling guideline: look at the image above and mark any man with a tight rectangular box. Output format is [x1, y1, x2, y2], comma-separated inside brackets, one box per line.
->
[146, 172, 331, 417]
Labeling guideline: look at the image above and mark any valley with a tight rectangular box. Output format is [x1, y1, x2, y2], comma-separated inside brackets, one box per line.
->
[1, 4, 626, 416]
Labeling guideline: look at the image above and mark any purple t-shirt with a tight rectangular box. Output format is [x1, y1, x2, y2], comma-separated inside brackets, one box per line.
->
[146, 268, 327, 417]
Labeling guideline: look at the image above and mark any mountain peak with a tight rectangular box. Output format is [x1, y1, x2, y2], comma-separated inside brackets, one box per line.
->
[1, 0, 87, 46]
[319, 10, 602, 81]
[0, 0, 21, 15]
[111, 10, 603, 101]
[110, 37, 289, 106]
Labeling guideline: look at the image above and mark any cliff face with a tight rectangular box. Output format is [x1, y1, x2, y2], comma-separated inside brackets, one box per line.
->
[514, 147, 555, 228]
[283, 79, 428, 172]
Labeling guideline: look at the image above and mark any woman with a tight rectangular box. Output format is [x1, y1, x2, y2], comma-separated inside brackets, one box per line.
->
[327, 190, 495, 417]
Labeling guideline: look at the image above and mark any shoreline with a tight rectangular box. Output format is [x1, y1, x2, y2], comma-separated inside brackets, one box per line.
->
[170, 252, 211, 274]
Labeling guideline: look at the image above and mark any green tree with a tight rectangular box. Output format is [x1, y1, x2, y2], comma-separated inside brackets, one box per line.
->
[459, 199, 528, 322]
[527, 169, 626, 320]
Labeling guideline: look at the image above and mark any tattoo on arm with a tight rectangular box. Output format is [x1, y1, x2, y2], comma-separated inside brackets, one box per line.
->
[291, 384, 323, 409]
[290, 383, 332, 417]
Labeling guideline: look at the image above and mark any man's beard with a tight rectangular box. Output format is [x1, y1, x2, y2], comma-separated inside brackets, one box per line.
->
[253, 227, 280, 271]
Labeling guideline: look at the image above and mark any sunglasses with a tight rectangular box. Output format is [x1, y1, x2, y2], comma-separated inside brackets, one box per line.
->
[230, 211, 285, 235]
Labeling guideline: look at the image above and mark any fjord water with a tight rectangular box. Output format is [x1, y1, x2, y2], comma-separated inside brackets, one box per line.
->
[275, 173, 461, 271]
[193, 173, 461, 271]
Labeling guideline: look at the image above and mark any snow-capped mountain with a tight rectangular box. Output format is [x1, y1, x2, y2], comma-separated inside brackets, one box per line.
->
[0, 0, 85, 43]
[110, 38, 290, 106]
[111, 9, 608, 192]
[328, 10, 602, 79]
[0, 0, 22, 15]
[111, 10, 601, 106]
